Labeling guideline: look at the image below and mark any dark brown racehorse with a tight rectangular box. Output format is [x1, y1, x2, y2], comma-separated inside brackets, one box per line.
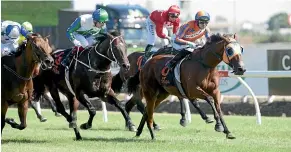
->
[1, 33, 54, 134]
[127, 33, 246, 140]
[33, 31, 134, 140]
[112, 49, 213, 129]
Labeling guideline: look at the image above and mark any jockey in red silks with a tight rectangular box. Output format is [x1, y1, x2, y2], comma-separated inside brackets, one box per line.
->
[144, 5, 181, 59]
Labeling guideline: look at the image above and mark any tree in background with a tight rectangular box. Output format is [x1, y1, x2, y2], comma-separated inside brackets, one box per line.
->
[267, 12, 290, 30]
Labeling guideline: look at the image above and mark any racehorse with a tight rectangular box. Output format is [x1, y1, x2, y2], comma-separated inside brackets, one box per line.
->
[127, 33, 246, 140]
[33, 31, 135, 140]
[1, 33, 54, 134]
[111, 49, 213, 129]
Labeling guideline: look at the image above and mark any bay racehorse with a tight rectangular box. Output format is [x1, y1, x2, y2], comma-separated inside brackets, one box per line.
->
[33, 31, 135, 140]
[127, 33, 246, 140]
[1, 33, 54, 134]
[112, 48, 213, 129]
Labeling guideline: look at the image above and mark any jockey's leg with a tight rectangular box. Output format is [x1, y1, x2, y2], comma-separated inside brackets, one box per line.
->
[166, 49, 192, 69]
[62, 33, 87, 68]
[145, 17, 156, 59]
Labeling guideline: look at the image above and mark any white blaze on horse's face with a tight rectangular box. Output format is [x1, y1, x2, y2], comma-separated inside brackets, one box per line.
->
[222, 39, 243, 64]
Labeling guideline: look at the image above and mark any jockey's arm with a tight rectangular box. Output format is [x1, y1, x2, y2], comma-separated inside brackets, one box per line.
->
[155, 23, 167, 39]
[66, 17, 82, 42]
[205, 27, 211, 40]
[174, 24, 191, 45]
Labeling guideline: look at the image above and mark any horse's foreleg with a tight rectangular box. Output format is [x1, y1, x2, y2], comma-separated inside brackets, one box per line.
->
[30, 99, 47, 122]
[77, 90, 96, 130]
[17, 99, 29, 130]
[42, 93, 61, 117]
[212, 90, 235, 139]
[190, 99, 214, 123]
[106, 90, 136, 132]
[1, 101, 8, 134]
[67, 95, 82, 140]
[48, 86, 71, 122]
[178, 97, 187, 127]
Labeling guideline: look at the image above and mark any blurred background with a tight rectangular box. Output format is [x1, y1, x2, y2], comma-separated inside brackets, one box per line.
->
[2, 0, 291, 114]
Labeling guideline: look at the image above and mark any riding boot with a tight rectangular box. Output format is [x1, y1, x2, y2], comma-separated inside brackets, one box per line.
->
[167, 49, 191, 70]
[144, 44, 153, 60]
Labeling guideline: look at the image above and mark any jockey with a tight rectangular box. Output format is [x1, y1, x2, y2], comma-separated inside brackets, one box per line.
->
[1, 20, 21, 57]
[61, 8, 109, 68]
[18, 21, 33, 45]
[166, 10, 211, 69]
[144, 5, 180, 59]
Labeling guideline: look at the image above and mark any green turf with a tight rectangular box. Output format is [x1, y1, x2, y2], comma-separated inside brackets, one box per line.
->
[1, 109, 291, 152]
[1, 1, 70, 26]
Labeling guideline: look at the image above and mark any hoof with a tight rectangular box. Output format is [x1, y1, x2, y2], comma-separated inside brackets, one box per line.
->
[55, 113, 62, 117]
[226, 133, 236, 139]
[205, 117, 214, 124]
[180, 119, 187, 127]
[153, 125, 162, 131]
[39, 117, 47, 122]
[5, 118, 15, 124]
[80, 123, 92, 130]
[128, 125, 137, 132]
[215, 124, 224, 132]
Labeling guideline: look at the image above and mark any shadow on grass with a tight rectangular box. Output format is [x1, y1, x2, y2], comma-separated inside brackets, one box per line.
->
[1, 138, 48, 144]
[81, 136, 166, 143]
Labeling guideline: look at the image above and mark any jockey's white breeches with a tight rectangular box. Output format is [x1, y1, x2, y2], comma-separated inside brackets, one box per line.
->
[73, 33, 96, 48]
[146, 17, 169, 46]
[1, 41, 19, 57]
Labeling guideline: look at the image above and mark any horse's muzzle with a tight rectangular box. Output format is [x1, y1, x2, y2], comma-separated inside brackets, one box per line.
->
[42, 57, 54, 69]
[121, 63, 130, 72]
[233, 67, 246, 75]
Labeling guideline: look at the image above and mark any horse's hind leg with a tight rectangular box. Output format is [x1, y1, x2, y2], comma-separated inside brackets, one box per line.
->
[77, 90, 96, 130]
[190, 99, 214, 123]
[178, 97, 187, 127]
[1, 101, 8, 134]
[105, 90, 136, 132]
[146, 91, 169, 140]
[126, 91, 161, 131]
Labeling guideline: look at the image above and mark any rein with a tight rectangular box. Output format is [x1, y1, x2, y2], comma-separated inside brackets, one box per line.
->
[72, 35, 123, 74]
[3, 41, 41, 81]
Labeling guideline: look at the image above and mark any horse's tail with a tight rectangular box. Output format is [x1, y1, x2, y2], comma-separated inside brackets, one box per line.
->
[127, 71, 140, 95]
[111, 72, 124, 93]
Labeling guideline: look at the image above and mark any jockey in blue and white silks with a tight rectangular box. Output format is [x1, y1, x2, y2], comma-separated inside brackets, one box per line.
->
[62, 8, 109, 67]
[1, 20, 22, 57]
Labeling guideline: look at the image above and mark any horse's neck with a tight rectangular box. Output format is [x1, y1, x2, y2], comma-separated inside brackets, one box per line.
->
[15, 47, 36, 79]
[192, 44, 223, 68]
[90, 44, 112, 70]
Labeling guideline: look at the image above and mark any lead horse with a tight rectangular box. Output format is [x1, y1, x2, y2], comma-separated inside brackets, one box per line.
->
[127, 33, 246, 139]
[112, 49, 214, 129]
[1, 33, 54, 134]
[33, 31, 136, 140]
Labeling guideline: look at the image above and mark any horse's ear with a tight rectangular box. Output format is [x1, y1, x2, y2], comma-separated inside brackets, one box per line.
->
[44, 37, 49, 43]
[234, 33, 238, 40]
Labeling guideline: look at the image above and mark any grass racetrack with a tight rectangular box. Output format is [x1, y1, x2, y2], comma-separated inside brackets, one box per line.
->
[1, 109, 291, 152]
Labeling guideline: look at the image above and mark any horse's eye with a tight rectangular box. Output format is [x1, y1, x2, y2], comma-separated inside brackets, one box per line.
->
[226, 48, 234, 56]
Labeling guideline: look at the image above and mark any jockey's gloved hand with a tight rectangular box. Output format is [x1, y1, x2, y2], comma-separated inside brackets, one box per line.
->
[187, 42, 196, 48]
[73, 39, 82, 47]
